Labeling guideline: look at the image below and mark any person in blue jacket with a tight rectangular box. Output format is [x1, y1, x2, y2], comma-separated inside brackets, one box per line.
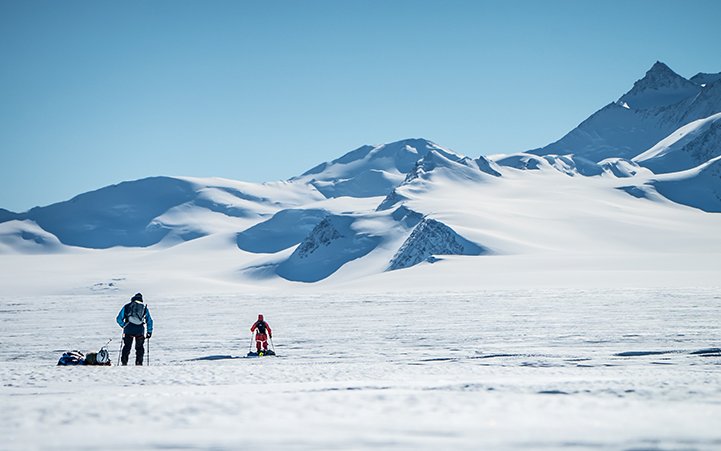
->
[116, 293, 154, 366]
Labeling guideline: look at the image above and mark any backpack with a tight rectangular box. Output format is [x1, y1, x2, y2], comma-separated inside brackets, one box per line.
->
[85, 348, 111, 366]
[125, 301, 147, 326]
[58, 350, 85, 366]
[96, 347, 110, 364]
[255, 321, 267, 334]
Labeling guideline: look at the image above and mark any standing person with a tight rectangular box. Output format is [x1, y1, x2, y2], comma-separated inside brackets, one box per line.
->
[251, 314, 272, 354]
[116, 293, 154, 366]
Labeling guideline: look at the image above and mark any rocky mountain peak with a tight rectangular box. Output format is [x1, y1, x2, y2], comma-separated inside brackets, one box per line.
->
[618, 61, 700, 110]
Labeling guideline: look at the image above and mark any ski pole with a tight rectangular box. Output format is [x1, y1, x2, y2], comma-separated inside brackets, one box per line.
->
[269, 336, 276, 353]
[248, 332, 255, 353]
[117, 334, 123, 366]
[147, 337, 150, 366]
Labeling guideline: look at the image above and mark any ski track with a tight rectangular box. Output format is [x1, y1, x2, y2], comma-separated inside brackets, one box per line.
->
[1, 289, 721, 450]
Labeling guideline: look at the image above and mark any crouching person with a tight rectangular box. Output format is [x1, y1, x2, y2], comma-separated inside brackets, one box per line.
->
[116, 292, 154, 366]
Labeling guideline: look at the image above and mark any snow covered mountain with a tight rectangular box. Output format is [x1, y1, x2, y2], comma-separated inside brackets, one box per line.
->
[0, 208, 18, 222]
[647, 155, 721, 213]
[290, 138, 462, 198]
[1, 177, 323, 249]
[276, 214, 384, 282]
[1, 62, 721, 291]
[0, 220, 64, 254]
[633, 112, 721, 173]
[617, 61, 701, 110]
[387, 218, 487, 271]
[690, 72, 721, 86]
[530, 62, 721, 161]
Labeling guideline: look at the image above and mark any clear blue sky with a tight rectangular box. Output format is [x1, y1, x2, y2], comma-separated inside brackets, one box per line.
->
[1, 0, 719, 212]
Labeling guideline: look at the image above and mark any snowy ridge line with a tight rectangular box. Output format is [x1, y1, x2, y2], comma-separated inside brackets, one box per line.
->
[1, 61, 721, 289]
[529, 61, 721, 162]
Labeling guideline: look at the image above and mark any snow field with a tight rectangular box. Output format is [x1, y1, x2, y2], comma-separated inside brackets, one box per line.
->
[2, 289, 720, 450]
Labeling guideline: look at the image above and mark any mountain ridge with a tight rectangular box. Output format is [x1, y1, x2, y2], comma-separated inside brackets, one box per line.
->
[2, 62, 721, 287]
[530, 61, 721, 162]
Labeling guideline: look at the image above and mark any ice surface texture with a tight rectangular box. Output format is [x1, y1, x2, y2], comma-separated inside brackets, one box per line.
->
[1, 290, 720, 450]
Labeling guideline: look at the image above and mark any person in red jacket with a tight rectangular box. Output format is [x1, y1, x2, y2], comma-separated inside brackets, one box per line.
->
[251, 314, 272, 353]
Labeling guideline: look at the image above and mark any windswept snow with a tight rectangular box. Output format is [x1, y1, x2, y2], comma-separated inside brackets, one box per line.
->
[598, 158, 650, 178]
[1, 290, 720, 450]
[276, 215, 383, 282]
[236, 208, 329, 254]
[633, 112, 721, 174]
[2, 128, 721, 288]
[291, 138, 463, 198]
[1, 177, 323, 249]
[0, 220, 65, 254]
[649, 155, 721, 213]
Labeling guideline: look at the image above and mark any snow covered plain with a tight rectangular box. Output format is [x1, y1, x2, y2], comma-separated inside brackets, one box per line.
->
[2, 61, 721, 450]
[2, 289, 720, 450]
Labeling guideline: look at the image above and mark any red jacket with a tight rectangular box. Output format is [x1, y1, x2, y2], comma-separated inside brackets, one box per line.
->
[251, 320, 272, 337]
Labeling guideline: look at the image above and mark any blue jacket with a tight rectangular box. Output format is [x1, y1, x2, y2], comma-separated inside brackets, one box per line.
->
[116, 301, 154, 335]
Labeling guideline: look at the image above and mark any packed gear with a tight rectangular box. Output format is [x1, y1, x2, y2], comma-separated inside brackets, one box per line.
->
[126, 294, 147, 325]
[57, 350, 86, 366]
[250, 314, 272, 353]
[247, 348, 275, 357]
[84, 347, 111, 365]
[57, 341, 112, 366]
[116, 292, 154, 365]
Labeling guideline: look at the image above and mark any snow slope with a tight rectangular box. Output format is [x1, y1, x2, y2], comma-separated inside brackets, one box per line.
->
[690, 71, 721, 86]
[1, 177, 323, 249]
[633, 112, 721, 173]
[1, 64, 721, 291]
[531, 62, 721, 161]
[236, 208, 329, 254]
[291, 138, 463, 198]
[648, 155, 721, 213]
[0, 220, 65, 254]
[2, 133, 721, 291]
[276, 214, 384, 282]
[391, 150, 721, 257]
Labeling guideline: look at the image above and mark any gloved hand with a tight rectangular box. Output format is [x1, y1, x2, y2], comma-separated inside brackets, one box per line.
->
[146, 332, 152, 339]
[269, 334, 272, 339]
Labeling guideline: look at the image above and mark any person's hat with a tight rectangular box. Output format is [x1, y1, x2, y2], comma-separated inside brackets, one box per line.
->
[258, 314, 264, 321]
[131, 293, 143, 302]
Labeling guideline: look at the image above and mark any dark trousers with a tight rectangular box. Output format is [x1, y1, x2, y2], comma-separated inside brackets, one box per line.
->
[122, 334, 145, 365]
